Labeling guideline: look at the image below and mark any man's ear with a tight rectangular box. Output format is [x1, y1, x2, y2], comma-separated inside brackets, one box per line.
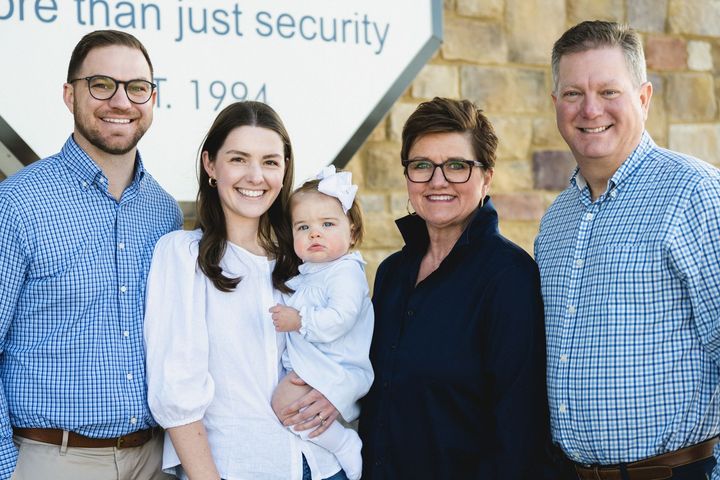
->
[63, 83, 75, 114]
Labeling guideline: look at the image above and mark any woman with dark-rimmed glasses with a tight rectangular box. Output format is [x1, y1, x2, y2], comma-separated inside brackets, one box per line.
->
[359, 97, 554, 479]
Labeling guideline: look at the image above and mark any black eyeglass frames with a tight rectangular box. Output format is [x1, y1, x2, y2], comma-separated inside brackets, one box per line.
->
[68, 75, 156, 104]
[402, 159, 485, 184]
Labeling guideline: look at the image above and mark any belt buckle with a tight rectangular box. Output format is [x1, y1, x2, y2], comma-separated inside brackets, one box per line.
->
[116, 436, 125, 449]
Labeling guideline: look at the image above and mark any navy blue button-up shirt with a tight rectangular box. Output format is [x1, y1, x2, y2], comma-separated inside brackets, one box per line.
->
[360, 201, 552, 479]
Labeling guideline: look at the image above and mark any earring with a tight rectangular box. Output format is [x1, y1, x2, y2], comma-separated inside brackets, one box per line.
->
[208, 177, 217, 187]
[406, 199, 416, 216]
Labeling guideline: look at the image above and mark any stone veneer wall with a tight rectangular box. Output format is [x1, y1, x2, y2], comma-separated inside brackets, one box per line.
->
[343, 0, 720, 285]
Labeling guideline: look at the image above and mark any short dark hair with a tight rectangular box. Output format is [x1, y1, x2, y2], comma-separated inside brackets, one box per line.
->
[401, 97, 497, 170]
[551, 20, 646, 92]
[67, 30, 153, 81]
[196, 101, 295, 294]
[290, 178, 365, 247]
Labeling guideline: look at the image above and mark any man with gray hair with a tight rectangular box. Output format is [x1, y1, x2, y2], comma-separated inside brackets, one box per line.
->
[535, 20, 720, 480]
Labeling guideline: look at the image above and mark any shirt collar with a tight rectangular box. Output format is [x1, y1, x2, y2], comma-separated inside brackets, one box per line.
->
[569, 131, 654, 196]
[297, 251, 366, 275]
[395, 197, 499, 252]
[60, 135, 146, 188]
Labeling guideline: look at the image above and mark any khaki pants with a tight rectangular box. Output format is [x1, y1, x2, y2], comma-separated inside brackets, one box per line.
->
[11, 433, 173, 480]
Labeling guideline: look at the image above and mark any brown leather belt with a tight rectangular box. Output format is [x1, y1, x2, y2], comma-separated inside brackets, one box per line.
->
[574, 437, 719, 480]
[13, 427, 159, 449]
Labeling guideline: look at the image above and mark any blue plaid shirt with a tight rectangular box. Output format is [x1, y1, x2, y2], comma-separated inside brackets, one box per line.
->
[535, 132, 720, 472]
[0, 136, 181, 478]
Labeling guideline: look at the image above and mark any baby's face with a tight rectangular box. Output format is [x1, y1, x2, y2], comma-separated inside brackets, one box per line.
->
[291, 191, 353, 264]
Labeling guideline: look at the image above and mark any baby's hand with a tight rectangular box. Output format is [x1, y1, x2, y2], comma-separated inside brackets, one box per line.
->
[269, 304, 301, 332]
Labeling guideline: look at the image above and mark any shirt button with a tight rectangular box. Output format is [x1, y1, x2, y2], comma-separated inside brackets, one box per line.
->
[390, 344, 397, 350]
[575, 259, 584, 268]
[123, 330, 130, 337]
[568, 305, 576, 315]
[129, 417, 137, 425]
[383, 381, 389, 389]
[407, 310, 414, 316]
[82, 181, 88, 188]
[118, 242, 125, 250]
[560, 354, 568, 363]
[126, 373, 133, 380]
[585, 213, 594, 221]
[120, 285, 127, 293]
[559, 403, 567, 413]
[610, 190, 618, 198]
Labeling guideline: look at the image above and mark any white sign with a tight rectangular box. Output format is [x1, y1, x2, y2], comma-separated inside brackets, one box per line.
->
[0, 0, 441, 200]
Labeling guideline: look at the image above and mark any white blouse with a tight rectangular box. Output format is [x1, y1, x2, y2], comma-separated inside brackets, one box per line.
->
[284, 252, 374, 422]
[144, 229, 344, 480]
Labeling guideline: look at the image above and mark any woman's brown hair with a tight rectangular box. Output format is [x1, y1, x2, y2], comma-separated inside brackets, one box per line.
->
[195, 101, 295, 293]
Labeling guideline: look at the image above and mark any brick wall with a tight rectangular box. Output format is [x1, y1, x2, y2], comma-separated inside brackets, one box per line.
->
[348, 0, 720, 283]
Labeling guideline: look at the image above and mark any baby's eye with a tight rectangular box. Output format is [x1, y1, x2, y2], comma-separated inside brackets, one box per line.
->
[296, 225, 309, 231]
[322, 221, 335, 227]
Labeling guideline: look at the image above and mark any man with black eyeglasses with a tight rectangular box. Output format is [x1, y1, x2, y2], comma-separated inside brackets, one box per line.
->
[0, 30, 181, 479]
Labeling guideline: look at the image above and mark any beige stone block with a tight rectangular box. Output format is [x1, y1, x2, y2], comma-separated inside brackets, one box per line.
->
[461, 66, 550, 114]
[497, 220, 540, 255]
[443, 18, 508, 63]
[490, 160, 533, 194]
[666, 73, 717, 122]
[688, 41, 714, 71]
[646, 74, 668, 146]
[390, 192, 411, 216]
[628, 0, 668, 32]
[669, 124, 720, 166]
[358, 193, 387, 214]
[532, 116, 567, 148]
[488, 115, 533, 161]
[669, 0, 720, 36]
[506, 0, 566, 65]
[568, 0, 625, 23]
[362, 215, 404, 249]
[457, 0, 504, 19]
[388, 102, 418, 143]
[364, 146, 405, 190]
[412, 64, 460, 100]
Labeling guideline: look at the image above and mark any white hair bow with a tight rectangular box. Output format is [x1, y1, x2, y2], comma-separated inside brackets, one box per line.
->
[316, 165, 358, 214]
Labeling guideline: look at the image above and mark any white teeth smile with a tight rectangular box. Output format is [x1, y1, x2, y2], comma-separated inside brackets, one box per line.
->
[581, 126, 610, 133]
[238, 189, 264, 197]
[427, 195, 454, 201]
[103, 118, 131, 124]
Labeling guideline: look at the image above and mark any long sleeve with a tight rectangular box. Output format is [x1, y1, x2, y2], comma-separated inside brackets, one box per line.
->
[287, 257, 374, 421]
[297, 261, 368, 344]
[482, 261, 550, 479]
[668, 177, 720, 362]
[0, 197, 25, 478]
[144, 231, 215, 428]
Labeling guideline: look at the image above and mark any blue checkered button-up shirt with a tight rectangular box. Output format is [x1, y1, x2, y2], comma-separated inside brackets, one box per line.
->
[535, 132, 720, 472]
[0, 136, 182, 478]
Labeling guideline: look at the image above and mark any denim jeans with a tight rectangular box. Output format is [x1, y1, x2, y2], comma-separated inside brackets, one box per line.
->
[302, 454, 349, 480]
